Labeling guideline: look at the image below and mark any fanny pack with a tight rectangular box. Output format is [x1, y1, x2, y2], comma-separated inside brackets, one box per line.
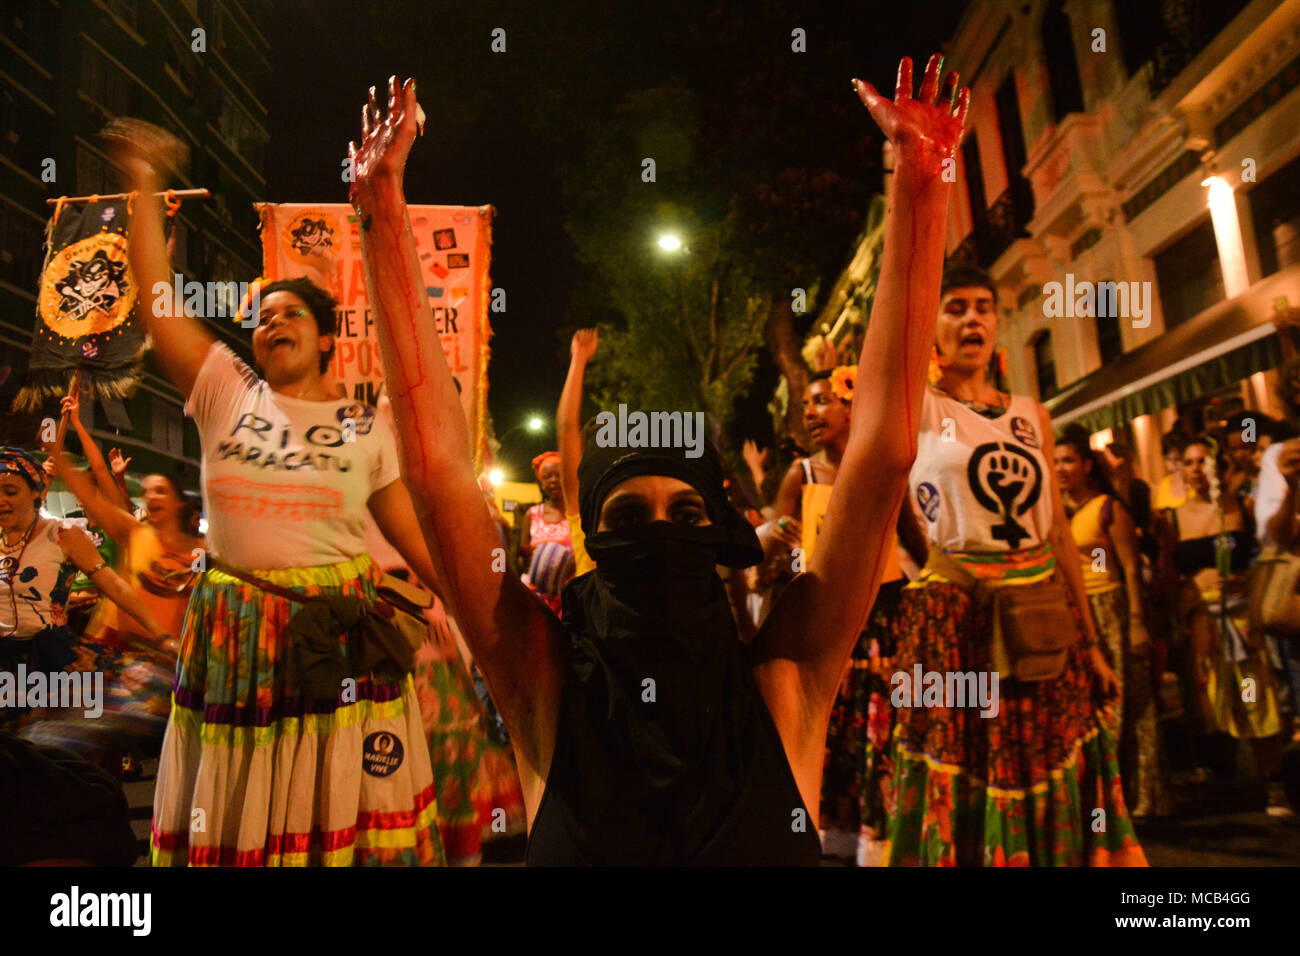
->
[926, 546, 1077, 682]
[211, 559, 433, 700]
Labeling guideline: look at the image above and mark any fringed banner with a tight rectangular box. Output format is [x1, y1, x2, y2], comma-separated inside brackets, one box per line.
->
[14, 198, 147, 412]
[255, 202, 494, 470]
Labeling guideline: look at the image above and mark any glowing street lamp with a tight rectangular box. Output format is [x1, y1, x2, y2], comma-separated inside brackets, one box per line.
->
[526, 415, 544, 432]
[488, 468, 504, 487]
[657, 232, 683, 253]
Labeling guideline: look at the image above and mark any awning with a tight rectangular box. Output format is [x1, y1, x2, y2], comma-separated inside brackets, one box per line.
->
[1046, 264, 1300, 431]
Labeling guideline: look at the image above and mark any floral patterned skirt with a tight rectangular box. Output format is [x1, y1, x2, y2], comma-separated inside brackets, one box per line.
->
[150, 555, 445, 867]
[819, 579, 903, 860]
[1087, 587, 1172, 817]
[411, 626, 526, 865]
[884, 579, 1147, 866]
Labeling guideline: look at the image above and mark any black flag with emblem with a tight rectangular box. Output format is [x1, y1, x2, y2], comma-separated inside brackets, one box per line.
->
[13, 198, 148, 412]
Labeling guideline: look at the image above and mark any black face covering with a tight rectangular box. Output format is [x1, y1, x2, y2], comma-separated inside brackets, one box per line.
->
[527, 434, 820, 864]
[583, 522, 729, 617]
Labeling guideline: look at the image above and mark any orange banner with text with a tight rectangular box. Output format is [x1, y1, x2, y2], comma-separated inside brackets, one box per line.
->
[257, 202, 493, 467]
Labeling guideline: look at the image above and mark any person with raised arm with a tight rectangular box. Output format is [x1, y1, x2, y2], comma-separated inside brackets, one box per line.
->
[104, 118, 450, 866]
[0, 447, 172, 728]
[557, 328, 600, 581]
[20, 423, 196, 776]
[885, 263, 1145, 866]
[54, 393, 204, 646]
[351, 55, 967, 865]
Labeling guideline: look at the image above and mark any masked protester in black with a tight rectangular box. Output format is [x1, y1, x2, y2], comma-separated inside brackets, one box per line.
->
[522, 441, 820, 864]
[351, 56, 968, 866]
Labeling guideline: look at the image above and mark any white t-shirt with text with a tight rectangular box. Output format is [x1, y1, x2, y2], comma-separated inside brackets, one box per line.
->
[185, 342, 401, 569]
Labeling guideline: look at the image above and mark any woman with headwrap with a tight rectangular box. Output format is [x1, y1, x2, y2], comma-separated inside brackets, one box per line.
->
[351, 56, 968, 864]
[519, 450, 575, 615]
[0, 446, 171, 727]
[18, 401, 206, 777]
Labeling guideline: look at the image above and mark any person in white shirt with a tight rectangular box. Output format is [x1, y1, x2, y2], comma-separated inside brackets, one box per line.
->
[107, 119, 448, 867]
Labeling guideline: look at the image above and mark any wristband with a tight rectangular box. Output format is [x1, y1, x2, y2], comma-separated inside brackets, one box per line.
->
[84, 561, 107, 577]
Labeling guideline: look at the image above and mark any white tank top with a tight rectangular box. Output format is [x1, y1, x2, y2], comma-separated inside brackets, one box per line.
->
[909, 388, 1055, 552]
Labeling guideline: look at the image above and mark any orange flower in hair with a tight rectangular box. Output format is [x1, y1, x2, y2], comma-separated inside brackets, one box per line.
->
[829, 365, 856, 403]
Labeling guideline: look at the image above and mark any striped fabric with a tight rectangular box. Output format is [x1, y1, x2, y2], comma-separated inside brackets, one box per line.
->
[909, 541, 1056, 588]
[150, 555, 445, 867]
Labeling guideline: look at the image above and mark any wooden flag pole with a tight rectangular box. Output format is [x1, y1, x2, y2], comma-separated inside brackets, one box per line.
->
[45, 188, 210, 206]
[51, 369, 82, 456]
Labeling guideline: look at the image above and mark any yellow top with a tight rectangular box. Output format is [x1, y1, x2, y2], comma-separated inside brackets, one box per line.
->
[95, 524, 199, 638]
[1069, 494, 1121, 595]
[800, 482, 902, 582]
[1154, 473, 1186, 510]
[567, 513, 596, 577]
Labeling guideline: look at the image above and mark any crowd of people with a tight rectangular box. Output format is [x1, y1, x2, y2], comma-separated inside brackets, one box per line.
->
[2, 55, 1298, 867]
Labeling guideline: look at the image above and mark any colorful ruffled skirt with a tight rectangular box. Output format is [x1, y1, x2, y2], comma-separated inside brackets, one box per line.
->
[150, 554, 444, 867]
[411, 618, 525, 865]
[884, 545, 1147, 866]
[819, 579, 903, 864]
[1087, 586, 1171, 817]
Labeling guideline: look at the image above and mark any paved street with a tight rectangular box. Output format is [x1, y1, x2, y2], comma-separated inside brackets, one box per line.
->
[124, 762, 1300, 867]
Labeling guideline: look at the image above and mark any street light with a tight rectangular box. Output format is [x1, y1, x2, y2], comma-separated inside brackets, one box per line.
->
[497, 414, 547, 446]
[657, 232, 683, 253]
[488, 468, 504, 487]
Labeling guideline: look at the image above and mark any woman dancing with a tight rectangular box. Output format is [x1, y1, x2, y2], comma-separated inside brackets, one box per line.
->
[350, 54, 967, 864]
[0, 447, 171, 726]
[106, 120, 449, 866]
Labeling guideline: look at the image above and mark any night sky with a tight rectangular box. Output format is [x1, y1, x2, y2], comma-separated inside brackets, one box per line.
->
[260, 0, 967, 476]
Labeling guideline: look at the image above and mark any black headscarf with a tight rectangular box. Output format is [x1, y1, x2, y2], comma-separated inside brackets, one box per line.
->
[545, 433, 775, 862]
[576, 434, 761, 569]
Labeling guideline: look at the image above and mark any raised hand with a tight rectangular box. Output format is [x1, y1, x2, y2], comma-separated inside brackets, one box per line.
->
[348, 76, 423, 210]
[102, 117, 189, 187]
[854, 54, 969, 180]
[60, 393, 80, 420]
[742, 439, 766, 472]
[570, 328, 599, 364]
[109, 448, 132, 477]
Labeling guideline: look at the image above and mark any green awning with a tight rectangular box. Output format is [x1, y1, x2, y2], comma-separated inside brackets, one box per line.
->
[1063, 333, 1281, 433]
[1046, 264, 1300, 432]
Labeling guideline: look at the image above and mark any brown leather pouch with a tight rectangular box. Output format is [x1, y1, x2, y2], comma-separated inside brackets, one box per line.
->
[926, 546, 1077, 682]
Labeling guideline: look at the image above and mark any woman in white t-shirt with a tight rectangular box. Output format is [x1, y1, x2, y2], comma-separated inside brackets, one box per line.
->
[108, 121, 448, 866]
[0, 447, 171, 724]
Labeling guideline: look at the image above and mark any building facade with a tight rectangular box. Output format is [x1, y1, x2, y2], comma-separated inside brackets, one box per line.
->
[948, 0, 1300, 478]
[0, 0, 269, 483]
[809, 0, 1300, 483]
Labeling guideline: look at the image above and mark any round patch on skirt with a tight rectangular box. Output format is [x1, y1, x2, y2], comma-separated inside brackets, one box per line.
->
[362, 731, 405, 777]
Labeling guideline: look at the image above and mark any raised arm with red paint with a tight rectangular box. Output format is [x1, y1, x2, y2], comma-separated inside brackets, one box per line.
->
[754, 55, 968, 742]
[349, 78, 566, 824]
